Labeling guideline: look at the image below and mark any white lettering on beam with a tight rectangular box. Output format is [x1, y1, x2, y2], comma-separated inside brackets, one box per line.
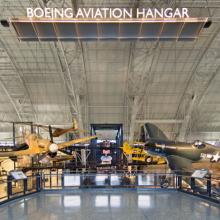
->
[26, 7, 190, 19]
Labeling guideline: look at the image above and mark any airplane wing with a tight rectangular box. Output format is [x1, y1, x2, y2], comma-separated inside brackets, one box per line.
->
[0, 151, 22, 157]
[0, 157, 10, 162]
[57, 136, 97, 149]
[166, 155, 192, 171]
[0, 148, 46, 157]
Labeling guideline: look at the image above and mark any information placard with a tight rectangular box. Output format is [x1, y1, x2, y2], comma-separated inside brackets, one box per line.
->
[191, 169, 208, 179]
[10, 171, 27, 180]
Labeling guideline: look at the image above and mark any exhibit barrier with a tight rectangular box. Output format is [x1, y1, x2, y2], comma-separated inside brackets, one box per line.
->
[42, 173, 176, 189]
[0, 172, 219, 205]
[176, 174, 220, 203]
[0, 175, 41, 204]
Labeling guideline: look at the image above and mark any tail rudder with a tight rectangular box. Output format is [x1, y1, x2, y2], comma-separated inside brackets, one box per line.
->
[122, 142, 132, 154]
[140, 123, 168, 142]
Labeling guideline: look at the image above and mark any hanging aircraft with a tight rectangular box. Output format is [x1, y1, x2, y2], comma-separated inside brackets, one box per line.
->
[141, 123, 220, 172]
[0, 120, 96, 163]
[51, 119, 88, 137]
[29, 119, 88, 138]
[0, 133, 96, 161]
[122, 141, 166, 164]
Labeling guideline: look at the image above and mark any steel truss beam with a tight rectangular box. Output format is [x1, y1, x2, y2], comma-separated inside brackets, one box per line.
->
[53, 42, 84, 133]
[176, 27, 220, 141]
[128, 43, 159, 143]
[71, 0, 89, 131]
[37, 0, 86, 132]
[0, 79, 22, 121]
[136, 119, 183, 124]
[0, 38, 37, 122]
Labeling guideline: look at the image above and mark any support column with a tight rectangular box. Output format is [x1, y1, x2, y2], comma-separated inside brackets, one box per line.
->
[177, 95, 196, 142]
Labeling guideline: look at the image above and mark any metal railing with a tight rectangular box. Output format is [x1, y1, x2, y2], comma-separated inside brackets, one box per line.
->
[0, 175, 41, 204]
[177, 175, 220, 203]
[0, 172, 219, 205]
[42, 172, 176, 189]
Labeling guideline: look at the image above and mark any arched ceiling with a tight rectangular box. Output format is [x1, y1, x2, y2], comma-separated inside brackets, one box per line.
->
[0, 0, 220, 142]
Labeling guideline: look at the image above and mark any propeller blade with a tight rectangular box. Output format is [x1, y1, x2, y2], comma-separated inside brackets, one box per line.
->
[57, 136, 97, 149]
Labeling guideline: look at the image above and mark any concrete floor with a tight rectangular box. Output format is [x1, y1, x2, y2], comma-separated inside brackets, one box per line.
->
[0, 189, 219, 220]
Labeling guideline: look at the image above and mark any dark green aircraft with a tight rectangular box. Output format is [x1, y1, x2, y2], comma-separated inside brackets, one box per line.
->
[141, 123, 220, 172]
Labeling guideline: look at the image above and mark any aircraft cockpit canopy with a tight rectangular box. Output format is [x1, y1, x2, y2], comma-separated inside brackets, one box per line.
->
[193, 140, 206, 149]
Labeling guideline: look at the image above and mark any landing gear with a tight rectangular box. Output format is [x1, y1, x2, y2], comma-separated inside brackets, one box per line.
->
[159, 175, 170, 188]
[145, 156, 153, 164]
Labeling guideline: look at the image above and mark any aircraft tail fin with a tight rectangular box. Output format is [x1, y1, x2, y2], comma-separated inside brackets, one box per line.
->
[121, 142, 132, 154]
[140, 123, 168, 142]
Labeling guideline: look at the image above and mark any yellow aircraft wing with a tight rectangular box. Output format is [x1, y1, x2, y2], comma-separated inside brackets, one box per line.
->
[0, 151, 28, 157]
[57, 136, 97, 149]
[0, 147, 47, 157]
[0, 136, 97, 157]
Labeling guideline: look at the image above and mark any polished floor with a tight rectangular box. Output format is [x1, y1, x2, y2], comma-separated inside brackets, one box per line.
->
[0, 189, 219, 220]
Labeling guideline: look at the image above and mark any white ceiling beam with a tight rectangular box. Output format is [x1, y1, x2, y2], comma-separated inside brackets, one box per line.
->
[0, 38, 37, 122]
[55, 41, 84, 133]
[176, 27, 220, 140]
[136, 119, 183, 124]
[128, 96, 143, 143]
[177, 95, 196, 141]
[128, 44, 159, 143]
[71, 0, 89, 130]
[0, 80, 22, 121]
[35, 0, 84, 128]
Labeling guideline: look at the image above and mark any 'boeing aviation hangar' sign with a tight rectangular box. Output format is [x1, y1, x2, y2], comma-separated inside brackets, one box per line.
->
[26, 7, 190, 19]
[10, 7, 208, 41]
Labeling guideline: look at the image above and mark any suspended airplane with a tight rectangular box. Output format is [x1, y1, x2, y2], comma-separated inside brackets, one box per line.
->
[0, 119, 96, 163]
[141, 123, 220, 172]
[50, 119, 88, 137]
[122, 142, 166, 164]
[29, 119, 88, 138]
[0, 133, 96, 161]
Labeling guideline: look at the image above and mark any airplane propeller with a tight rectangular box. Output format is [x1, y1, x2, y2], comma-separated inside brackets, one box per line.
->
[0, 133, 97, 161]
[0, 120, 98, 164]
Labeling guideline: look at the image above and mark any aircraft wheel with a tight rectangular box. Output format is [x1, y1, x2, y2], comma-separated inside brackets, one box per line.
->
[145, 156, 153, 164]
[160, 179, 169, 188]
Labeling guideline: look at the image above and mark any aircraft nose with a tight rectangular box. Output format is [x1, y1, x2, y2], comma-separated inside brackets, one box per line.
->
[49, 143, 59, 153]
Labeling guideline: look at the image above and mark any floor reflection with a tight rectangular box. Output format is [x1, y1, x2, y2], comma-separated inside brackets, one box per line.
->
[0, 190, 219, 220]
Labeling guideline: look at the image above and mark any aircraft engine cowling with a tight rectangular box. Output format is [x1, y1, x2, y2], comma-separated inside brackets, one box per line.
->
[49, 143, 59, 153]
[48, 143, 59, 158]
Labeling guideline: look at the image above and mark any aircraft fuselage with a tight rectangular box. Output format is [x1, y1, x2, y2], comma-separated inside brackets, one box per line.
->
[146, 139, 219, 162]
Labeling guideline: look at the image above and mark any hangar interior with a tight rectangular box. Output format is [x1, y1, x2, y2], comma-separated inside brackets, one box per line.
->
[0, 0, 220, 219]
[0, 0, 220, 142]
